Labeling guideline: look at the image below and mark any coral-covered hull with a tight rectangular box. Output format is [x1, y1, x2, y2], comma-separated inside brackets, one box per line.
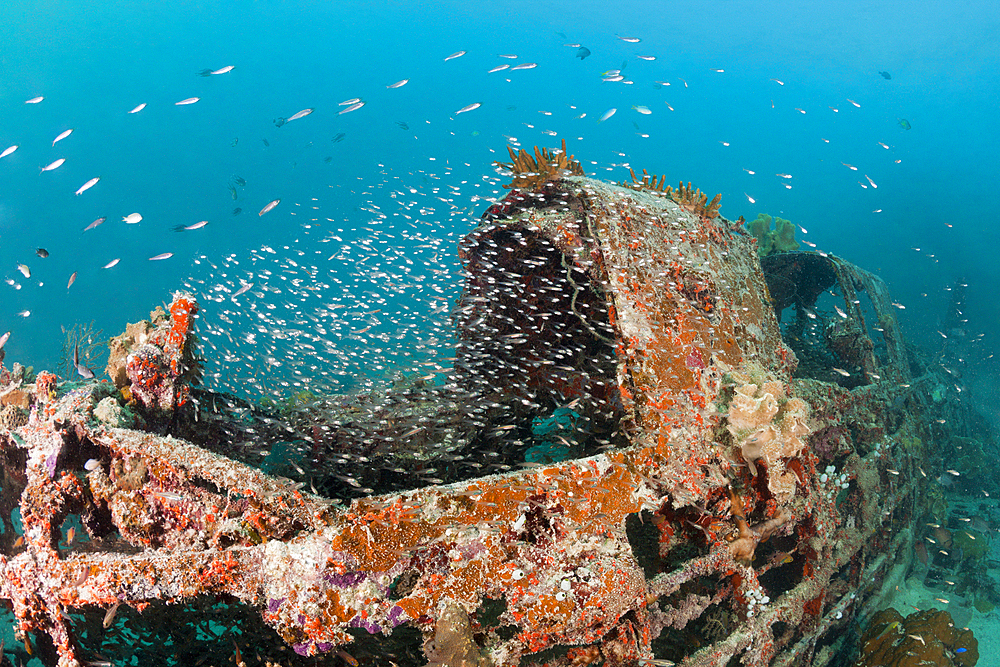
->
[0, 177, 928, 666]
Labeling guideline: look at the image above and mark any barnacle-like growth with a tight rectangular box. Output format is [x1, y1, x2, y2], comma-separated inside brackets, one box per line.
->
[496, 138, 584, 190]
[621, 169, 722, 218]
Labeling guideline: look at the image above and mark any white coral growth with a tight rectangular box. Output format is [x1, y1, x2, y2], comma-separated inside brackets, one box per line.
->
[727, 382, 812, 503]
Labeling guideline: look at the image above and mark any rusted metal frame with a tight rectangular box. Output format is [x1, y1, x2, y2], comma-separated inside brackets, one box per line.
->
[828, 257, 909, 384]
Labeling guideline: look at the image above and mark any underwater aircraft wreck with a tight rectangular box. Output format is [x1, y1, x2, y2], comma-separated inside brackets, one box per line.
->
[0, 143, 982, 666]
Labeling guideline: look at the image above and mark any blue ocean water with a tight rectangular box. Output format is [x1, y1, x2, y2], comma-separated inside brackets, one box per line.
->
[1, 0, 998, 413]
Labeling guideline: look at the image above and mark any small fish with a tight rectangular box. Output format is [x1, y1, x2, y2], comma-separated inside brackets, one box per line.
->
[455, 102, 481, 114]
[387, 79, 409, 88]
[847, 98, 861, 107]
[149, 252, 173, 261]
[233, 176, 246, 186]
[335, 650, 359, 667]
[603, 75, 624, 82]
[232, 207, 242, 215]
[770, 78, 784, 85]
[17, 265, 30, 278]
[287, 108, 314, 121]
[123, 212, 142, 224]
[103, 601, 121, 629]
[878, 141, 890, 149]
[173, 220, 208, 231]
[599, 108, 617, 123]
[842, 162, 858, 170]
[52, 129, 74, 146]
[879, 71, 891, 79]
[834, 305, 848, 318]
[444, 50, 466, 61]
[898, 118, 912, 130]
[339, 101, 365, 114]
[396, 121, 409, 130]
[25, 96, 44, 104]
[0, 332, 9, 350]
[75, 177, 100, 195]
[211, 65, 235, 74]
[41, 158, 65, 172]
[488, 64, 510, 73]
[175, 97, 200, 105]
[228, 184, 238, 200]
[617, 36, 641, 42]
[576, 47, 591, 60]
[84, 216, 106, 231]
[744, 193, 756, 204]
[67, 272, 77, 289]
[712, 68, 725, 73]
[0, 145, 18, 159]
[36, 248, 49, 258]
[231, 137, 238, 146]
[128, 103, 147, 114]
[510, 62, 537, 71]
[233, 283, 253, 297]
[633, 105, 651, 114]
[259, 199, 280, 216]
[103, 258, 120, 269]
[332, 132, 346, 143]
[262, 138, 269, 147]
[832, 368, 851, 377]
[865, 174, 878, 188]
[74, 341, 95, 379]
[498, 53, 518, 58]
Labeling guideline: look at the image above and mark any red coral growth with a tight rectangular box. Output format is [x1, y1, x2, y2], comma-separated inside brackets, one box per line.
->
[123, 292, 200, 417]
[165, 293, 198, 374]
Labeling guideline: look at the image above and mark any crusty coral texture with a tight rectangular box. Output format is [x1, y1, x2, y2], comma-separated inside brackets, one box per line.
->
[855, 607, 978, 666]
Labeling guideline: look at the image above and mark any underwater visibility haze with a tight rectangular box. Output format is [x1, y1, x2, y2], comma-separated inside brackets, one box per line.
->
[1, 0, 1000, 665]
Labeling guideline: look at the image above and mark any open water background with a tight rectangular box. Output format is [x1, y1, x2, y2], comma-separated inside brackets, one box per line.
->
[1, 0, 998, 419]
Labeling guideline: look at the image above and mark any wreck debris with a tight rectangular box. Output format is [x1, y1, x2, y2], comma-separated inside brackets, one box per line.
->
[0, 164, 975, 666]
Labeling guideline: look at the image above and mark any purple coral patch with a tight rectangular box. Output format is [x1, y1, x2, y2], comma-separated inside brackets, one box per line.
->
[293, 640, 333, 656]
[324, 570, 366, 588]
[388, 604, 406, 627]
[45, 452, 58, 479]
[267, 597, 285, 613]
[349, 614, 381, 634]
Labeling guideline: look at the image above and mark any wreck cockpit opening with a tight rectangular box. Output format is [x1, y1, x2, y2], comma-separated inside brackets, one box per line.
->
[761, 251, 906, 388]
[453, 221, 625, 465]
